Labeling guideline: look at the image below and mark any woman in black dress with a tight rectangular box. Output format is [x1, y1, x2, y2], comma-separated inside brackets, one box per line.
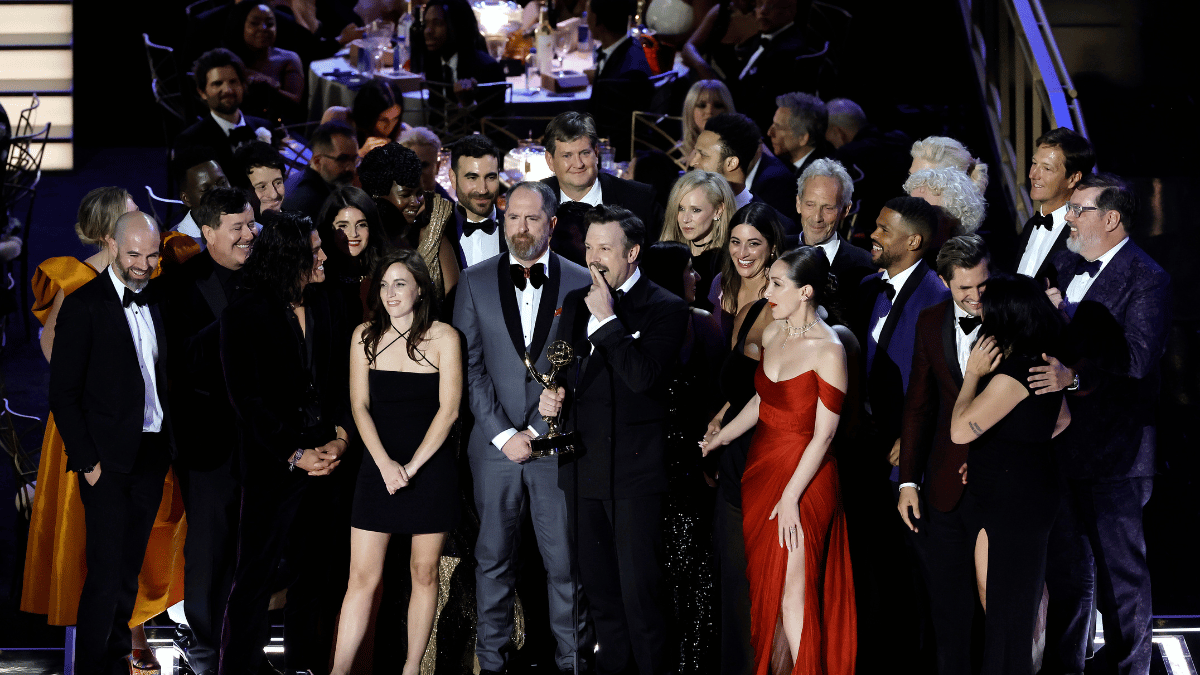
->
[659, 170, 737, 313]
[330, 249, 463, 675]
[950, 274, 1071, 675]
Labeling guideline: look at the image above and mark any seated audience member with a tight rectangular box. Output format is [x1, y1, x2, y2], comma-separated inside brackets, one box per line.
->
[414, 0, 504, 94]
[768, 91, 830, 177]
[172, 147, 232, 247]
[285, 0, 363, 54]
[1014, 127, 1093, 282]
[683, 0, 758, 82]
[233, 141, 288, 215]
[688, 112, 797, 232]
[446, 134, 504, 269]
[184, 0, 350, 72]
[795, 158, 875, 312]
[175, 49, 272, 179]
[283, 122, 358, 219]
[659, 170, 737, 312]
[224, 3, 304, 120]
[730, 0, 822, 138]
[316, 186, 390, 323]
[359, 142, 458, 305]
[910, 136, 989, 194]
[948, 274, 1071, 675]
[400, 127, 454, 204]
[681, 80, 735, 157]
[590, 0, 653, 78]
[353, 80, 409, 157]
[540, 111, 660, 264]
[825, 98, 912, 245]
[709, 202, 786, 338]
[905, 166, 987, 233]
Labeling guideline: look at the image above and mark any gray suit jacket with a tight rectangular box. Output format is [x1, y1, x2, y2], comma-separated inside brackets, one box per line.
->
[453, 252, 591, 453]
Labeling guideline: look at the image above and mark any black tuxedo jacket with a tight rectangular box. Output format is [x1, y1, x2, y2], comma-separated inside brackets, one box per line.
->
[733, 23, 823, 136]
[791, 143, 833, 181]
[899, 300, 969, 512]
[541, 173, 662, 265]
[220, 284, 353, 468]
[49, 272, 174, 473]
[174, 113, 272, 178]
[282, 166, 332, 221]
[827, 235, 875, 314]
[450, 205, 507, 270]
[1012, 215, 1070, 284]
[749, 148, 800, 228]
[596, 37, 653, 80]
[557, 274, 688, 500]
[162, 250, 241, 469]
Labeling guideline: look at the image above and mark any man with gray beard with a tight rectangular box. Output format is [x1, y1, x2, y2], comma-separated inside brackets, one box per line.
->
[452, 182, 593, 675]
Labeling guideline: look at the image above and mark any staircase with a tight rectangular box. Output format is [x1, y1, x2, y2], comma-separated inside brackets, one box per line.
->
[0, 1, 73, 170]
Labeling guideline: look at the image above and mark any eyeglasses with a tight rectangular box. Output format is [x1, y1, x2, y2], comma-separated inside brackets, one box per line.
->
[1065, 203, 1101, 217]
[317, 153, 359, 167]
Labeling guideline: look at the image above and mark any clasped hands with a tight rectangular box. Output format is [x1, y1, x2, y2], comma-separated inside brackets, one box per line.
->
[296, 437, 348, 476]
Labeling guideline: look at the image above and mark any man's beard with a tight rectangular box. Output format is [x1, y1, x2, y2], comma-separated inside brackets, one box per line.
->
[115, 260, 149, 292]
[507, 232, 548, 261]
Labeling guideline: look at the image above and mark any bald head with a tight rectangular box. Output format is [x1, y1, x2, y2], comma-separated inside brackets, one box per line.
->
[110, 212, 161, 291]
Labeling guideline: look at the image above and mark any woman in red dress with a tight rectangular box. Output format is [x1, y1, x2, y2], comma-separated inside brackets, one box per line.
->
[702, 246, 856, 675]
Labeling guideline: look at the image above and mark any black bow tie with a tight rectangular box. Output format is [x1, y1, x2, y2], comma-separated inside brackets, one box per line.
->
[1077, 257, 1102, 278]
[958, 315, 981, 334]
[1028, 211, 1054, 231]
[613, 288, 626, 303]
[881, 280, 895, 302]
[463, 216, 497, 238]
[511, 263, 547, 290]
[122, 287, 151, 308]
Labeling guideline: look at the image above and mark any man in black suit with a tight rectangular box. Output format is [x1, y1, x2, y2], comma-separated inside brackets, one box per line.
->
[896, 235, 991, 675]
[541, 205, 688, 675]
[689, 113, 798, 233]
[732, 0, 823, 138]
[50, 212, 174, 675]
[448, 134, 506, 270]
[282, 121, 357, 220]
[589, 0, 652, 80]
[767, 91, 831, 180]
[174, 49, 272, 178]
[541, 112, 660, 265]
[825, 98, 912, 247]
[794, 158, 875, 311]
[161, 187, 256, 675]
[1013, 127, 1094, 283]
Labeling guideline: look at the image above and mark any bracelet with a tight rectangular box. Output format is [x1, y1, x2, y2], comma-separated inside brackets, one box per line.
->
[899, 482, 920, 491]
[288, 448, 305, 471]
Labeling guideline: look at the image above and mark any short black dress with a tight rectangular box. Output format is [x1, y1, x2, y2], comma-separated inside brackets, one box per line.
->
[351, 369, 460, 534]
[963, 354, 1063, 675]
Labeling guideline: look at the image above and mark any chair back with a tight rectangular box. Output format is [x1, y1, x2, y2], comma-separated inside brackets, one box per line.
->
[422, 81, 511, 143]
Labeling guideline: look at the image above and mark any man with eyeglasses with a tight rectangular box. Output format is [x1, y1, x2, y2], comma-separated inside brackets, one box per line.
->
[1031, 172, 1170, 675]
[283, 121, 358, 220]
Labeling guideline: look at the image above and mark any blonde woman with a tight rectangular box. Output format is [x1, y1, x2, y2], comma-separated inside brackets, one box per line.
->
[660, 170, 737, 310]
[681, 80, 735, 157]
[904, 166, 988, 233]
[910, 135, 990, 193]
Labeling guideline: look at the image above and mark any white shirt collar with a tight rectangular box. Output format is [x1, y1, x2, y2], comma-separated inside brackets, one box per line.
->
[509, 246, 551, 271]
[561, 178, 603, 207]
[108, 265, 136, 299]
[464, 205, 498, 225]
[882, 259, 920, 292]
[744, 154, 762, 191]
[210, 109, 245, 137]
[617, 266, 641, 294]
[1089, 236, 1129, 270]
[791, 147, 814, 170]
[733, 187, 754, 210]
[174, 211, 202, 239]
[951, 301, 977, 322]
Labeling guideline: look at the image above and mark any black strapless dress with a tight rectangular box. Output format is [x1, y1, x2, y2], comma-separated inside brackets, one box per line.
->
[351, 370, 460, 534]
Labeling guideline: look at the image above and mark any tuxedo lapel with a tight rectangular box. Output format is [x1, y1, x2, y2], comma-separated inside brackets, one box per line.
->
[494, 256, 528, 359]
[941, 303, 963, 388]
[878, 260, 928, 356]
[195, 256, 229, 320]
[528, 254, 561, 364]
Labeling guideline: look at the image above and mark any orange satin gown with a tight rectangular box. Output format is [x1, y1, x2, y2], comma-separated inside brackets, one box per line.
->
[21, 256, 187, 627]
[741, 366, 856, 675]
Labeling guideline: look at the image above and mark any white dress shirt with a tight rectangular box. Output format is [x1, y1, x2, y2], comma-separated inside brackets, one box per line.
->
[744, 154, 763, 193]
[805, 233, 840, 266]
[1065, 237, 1128, 304]
[587, 267, 641, 337]
[560, 178, 603, 207]
[108, 266, 163, 432]
[870, 261, 920, 345]
[791, 147, 814, 171]
[459, 206, 502, 268]
[172, 211, 205, 247]
[739, 22, 794, 80]
[491, 248, 553, 451]
[1016, 203, 1068, 277]
[952, 302, 981, 377]
[210, 109, 246, 137]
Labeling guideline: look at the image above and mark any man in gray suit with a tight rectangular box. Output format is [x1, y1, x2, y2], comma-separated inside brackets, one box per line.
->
[452, 181, 593, 675]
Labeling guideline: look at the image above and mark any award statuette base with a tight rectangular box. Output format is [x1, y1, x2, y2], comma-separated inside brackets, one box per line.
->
[529, 431, 581, 459]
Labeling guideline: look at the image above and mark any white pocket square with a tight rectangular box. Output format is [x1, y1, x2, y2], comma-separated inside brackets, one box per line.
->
[631, 331, 642, 339]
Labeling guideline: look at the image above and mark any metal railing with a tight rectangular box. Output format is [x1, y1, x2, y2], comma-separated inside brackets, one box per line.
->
[960, 0, 1088, 228]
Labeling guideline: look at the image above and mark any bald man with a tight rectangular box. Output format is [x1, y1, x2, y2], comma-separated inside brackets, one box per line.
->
[49, 212, 177, 675]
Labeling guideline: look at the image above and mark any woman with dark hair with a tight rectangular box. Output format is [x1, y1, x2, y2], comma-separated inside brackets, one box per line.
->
[352, 80, 409, 157]
[415, 0, 504, 94]
[224, 2, 304, 119]
[359, 141, 458, 307]
[317, 185, 390, 321]
[219, 210, 355, 675]
[702, 246, 856, 675]
[641, 241, 724, 671]
[330, 249, 461, 675]
[950, 273, 1070, 675]
[710, 202, 786, 338]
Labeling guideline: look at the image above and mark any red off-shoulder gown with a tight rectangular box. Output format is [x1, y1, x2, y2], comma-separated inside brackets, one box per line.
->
[741, 365, 856, 675]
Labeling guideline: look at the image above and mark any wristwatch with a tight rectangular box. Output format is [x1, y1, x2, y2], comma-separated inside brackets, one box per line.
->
[288, 448, 305, 471]
[1066, 372, 1080, 391]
